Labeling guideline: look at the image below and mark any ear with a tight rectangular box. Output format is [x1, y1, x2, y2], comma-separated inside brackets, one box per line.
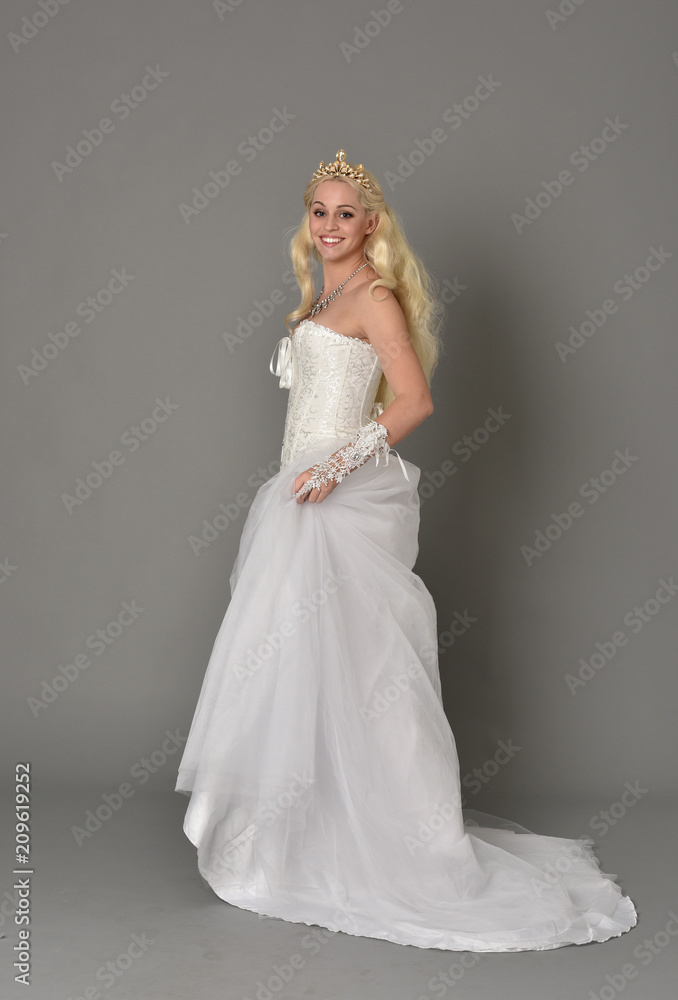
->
[367, 213, 379, 234]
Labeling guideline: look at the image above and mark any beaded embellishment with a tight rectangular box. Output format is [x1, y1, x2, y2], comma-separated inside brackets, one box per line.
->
[295, 419, 390, 498]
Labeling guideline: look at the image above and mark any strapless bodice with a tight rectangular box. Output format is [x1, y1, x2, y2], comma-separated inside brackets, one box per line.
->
[269, 319, 384, 469]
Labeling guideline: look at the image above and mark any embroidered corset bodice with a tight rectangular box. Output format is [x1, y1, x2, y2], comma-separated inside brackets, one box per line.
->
[269, 319, 384, 469]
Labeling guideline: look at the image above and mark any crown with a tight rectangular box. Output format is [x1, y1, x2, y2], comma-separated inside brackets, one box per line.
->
[310, 148, 372, 191]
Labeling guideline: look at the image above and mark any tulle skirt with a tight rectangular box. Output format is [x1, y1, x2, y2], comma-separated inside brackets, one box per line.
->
[175, 437, 637, 952]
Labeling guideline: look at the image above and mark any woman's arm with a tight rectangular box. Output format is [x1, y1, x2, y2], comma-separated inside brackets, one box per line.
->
[294, 290, 433, 503]
[359, 288, 434, 447]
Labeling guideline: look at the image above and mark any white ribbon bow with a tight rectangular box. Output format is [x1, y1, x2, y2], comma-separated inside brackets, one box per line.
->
[269, 336, 293, 389]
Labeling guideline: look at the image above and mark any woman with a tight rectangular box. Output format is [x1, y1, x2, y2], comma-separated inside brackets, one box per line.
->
[287, 151, 438, 507]
[175, 149, 637, 951]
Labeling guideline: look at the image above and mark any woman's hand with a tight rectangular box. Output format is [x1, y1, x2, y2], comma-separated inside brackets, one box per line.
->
[293, 467, 340, 504]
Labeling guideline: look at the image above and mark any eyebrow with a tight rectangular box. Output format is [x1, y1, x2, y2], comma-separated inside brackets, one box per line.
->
[311, 200, 357, 209]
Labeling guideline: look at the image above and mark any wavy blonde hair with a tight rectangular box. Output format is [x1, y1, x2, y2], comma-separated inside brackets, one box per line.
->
[284, 168, 444, 410]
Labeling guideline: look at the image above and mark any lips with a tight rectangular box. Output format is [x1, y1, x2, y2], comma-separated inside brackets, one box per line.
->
[319, 236, 344, 245]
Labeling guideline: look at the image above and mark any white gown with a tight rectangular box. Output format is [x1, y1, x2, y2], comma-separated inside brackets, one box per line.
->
[175, 319, 637, 952]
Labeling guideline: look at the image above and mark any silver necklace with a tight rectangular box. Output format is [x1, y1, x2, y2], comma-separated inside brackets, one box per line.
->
[310, 261, 369, 318]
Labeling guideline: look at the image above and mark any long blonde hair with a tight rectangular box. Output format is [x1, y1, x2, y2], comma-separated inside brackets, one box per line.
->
[284, 169, 444, 410]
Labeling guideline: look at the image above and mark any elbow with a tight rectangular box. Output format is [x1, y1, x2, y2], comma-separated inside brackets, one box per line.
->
[421, 395, 434, 419]
[393, 392, 434, 422]
[410, 393, 433, 422]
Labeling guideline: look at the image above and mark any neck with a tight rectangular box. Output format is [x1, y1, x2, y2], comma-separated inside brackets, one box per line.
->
[320, 252, 368, 293]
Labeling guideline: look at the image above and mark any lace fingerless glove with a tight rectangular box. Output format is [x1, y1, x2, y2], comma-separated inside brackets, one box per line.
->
[294, 419, 409, 499]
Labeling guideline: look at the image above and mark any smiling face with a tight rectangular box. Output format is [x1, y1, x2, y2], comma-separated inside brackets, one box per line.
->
[308, 179, 378, 265]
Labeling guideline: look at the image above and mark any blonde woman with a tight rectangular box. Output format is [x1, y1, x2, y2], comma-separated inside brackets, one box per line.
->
[176, 150, 636, 952]
[285, 149, 442, 506]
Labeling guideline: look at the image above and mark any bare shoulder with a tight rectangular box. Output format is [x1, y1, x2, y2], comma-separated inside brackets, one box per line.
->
[353, 277, 408, 342]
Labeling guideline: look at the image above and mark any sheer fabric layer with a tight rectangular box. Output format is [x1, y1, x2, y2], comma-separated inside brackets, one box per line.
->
[176, 436, 637, 952]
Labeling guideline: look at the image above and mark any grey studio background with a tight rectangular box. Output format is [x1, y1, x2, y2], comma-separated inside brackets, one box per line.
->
[1, 1, 677, 999]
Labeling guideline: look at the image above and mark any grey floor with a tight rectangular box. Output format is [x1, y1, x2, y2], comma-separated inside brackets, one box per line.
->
[0, 786, 675, 1000]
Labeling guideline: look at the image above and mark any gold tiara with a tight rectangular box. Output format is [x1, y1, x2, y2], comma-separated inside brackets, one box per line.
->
[310, 148, 372, 191]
